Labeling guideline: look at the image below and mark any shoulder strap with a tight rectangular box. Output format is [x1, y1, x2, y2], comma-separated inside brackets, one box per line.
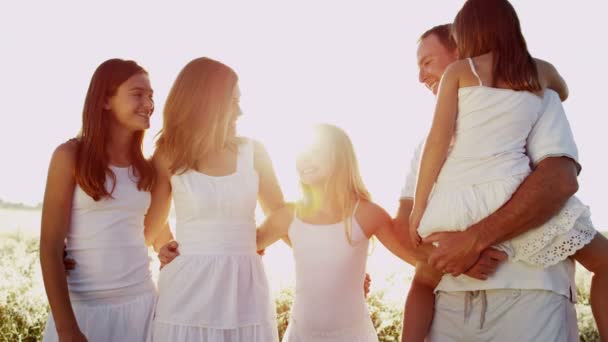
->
[236, 138, 255, 172]
[467, 57, 483, 86]
[350, 199, 361, 225]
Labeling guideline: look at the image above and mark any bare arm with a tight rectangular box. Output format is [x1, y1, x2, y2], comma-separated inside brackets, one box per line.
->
[536, 58, 568, 101]
[253, 140, 285, 215]
[424, 85, 579, 274]
[256, 204, 294, 251]
[143, 152, 173, 246]
[39, 142, 86, 340]
[395, 199, 435, 263]
[424, 156, 578, 273]
[359, 201, 416, 265]
[397, 198, 507, 280]
[376, 216, 418, 266]
[471, 156, 578, 249]
[410, 63, 460, 242]
[151, 223, 174, 253]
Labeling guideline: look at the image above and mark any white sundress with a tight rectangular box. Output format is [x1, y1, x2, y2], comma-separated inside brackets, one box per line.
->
[282, 201, 378, 342]
[153, 139, 278, 341]
[43, 165, 156, 342]
[417, 58, 597, 267]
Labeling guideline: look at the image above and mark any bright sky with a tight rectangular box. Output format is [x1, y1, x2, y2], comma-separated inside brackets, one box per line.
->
[1, 0, 606, 228]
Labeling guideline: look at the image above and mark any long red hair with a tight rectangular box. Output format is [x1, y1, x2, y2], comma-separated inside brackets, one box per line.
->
[156, 57, 240, 174]
[75, 59, 155, 200]
[453, 0, 541, 92]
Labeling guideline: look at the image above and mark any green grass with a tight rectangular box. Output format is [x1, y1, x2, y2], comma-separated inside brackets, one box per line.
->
[0, 232, 601, 342]
[0, 233, 48, 342]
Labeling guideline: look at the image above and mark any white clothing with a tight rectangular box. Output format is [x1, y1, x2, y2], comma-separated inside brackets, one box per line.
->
[43, 165, 156, 342]
[399, 65, 584, 297]
[415, 59, 596, 267]
[428, 289, 579, 342]
[153, 139, 278, 342]
[282, 203, 378, 342]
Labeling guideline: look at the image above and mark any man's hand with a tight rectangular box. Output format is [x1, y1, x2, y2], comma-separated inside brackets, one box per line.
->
[158, 240, 180, 269]
[463, 248, 508, 280]
[63, 243, 76, 275]
[63, 258, 76, 275]
[423, 230, 484, 276]
[364, 273, 371, 297]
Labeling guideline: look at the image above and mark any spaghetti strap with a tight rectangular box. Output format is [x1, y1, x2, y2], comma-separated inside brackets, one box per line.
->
[353, 200, 361, 216]
[467, 57, 483, 86]
[350, 200, 361, 226]
[236, 139, 254, 172]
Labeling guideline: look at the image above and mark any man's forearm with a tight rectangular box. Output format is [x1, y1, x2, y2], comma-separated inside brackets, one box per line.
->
[471, 157, 579, 251]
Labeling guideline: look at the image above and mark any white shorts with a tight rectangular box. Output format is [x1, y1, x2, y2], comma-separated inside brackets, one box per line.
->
[428, 289, 578, 342]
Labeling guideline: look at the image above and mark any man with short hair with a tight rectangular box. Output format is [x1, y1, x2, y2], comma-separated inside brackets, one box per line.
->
[395, 24, 581, 341]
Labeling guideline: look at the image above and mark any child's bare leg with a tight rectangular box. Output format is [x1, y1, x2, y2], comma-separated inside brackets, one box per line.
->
[573, 233, 608, 341]
[402, 262, 442, 342]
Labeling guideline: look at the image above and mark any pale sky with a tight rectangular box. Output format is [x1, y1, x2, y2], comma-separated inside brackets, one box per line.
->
[1, 0, 607, 228]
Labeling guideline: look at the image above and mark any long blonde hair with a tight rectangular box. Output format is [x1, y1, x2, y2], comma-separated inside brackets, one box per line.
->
[156, 57, 240, 174]
[300, 124, 371, 243]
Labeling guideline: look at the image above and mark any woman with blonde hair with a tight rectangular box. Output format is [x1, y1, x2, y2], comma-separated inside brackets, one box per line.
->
[255, 124, 414, 341]
[145, 57, 284, 341]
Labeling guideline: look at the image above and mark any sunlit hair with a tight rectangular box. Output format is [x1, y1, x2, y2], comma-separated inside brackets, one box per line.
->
[299, 124, 371, 243]
[419, 24, 456, 52]
[76, 58, 155, 201]
[453, 0, 541, 92]
[156, 57, 240, 174]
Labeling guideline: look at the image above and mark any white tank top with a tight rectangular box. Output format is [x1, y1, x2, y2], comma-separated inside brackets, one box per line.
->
[66, 165, 153, 295]
[287, 202, 374, 336]
[170, 140, 259, 255]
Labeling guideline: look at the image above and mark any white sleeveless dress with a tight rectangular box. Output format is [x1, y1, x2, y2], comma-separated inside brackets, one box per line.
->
[283, 203, 378, 342]
[153, 140, 278, 341]
[43, 165, 156, 342]
[417, 58, 597, 267]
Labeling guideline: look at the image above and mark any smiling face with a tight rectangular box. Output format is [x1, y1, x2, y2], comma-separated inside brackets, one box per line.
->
[417, 33, 458, 95]
[296, 137, 334, 187]
[105, 73, 154, 131]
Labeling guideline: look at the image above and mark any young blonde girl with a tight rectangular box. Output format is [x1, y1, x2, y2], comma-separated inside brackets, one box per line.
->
[256, 124, 415, 342]
[405, 0, 608, 340]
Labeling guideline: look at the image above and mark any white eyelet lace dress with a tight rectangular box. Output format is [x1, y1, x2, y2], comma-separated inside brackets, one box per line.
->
[416, 58, 597, 267]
